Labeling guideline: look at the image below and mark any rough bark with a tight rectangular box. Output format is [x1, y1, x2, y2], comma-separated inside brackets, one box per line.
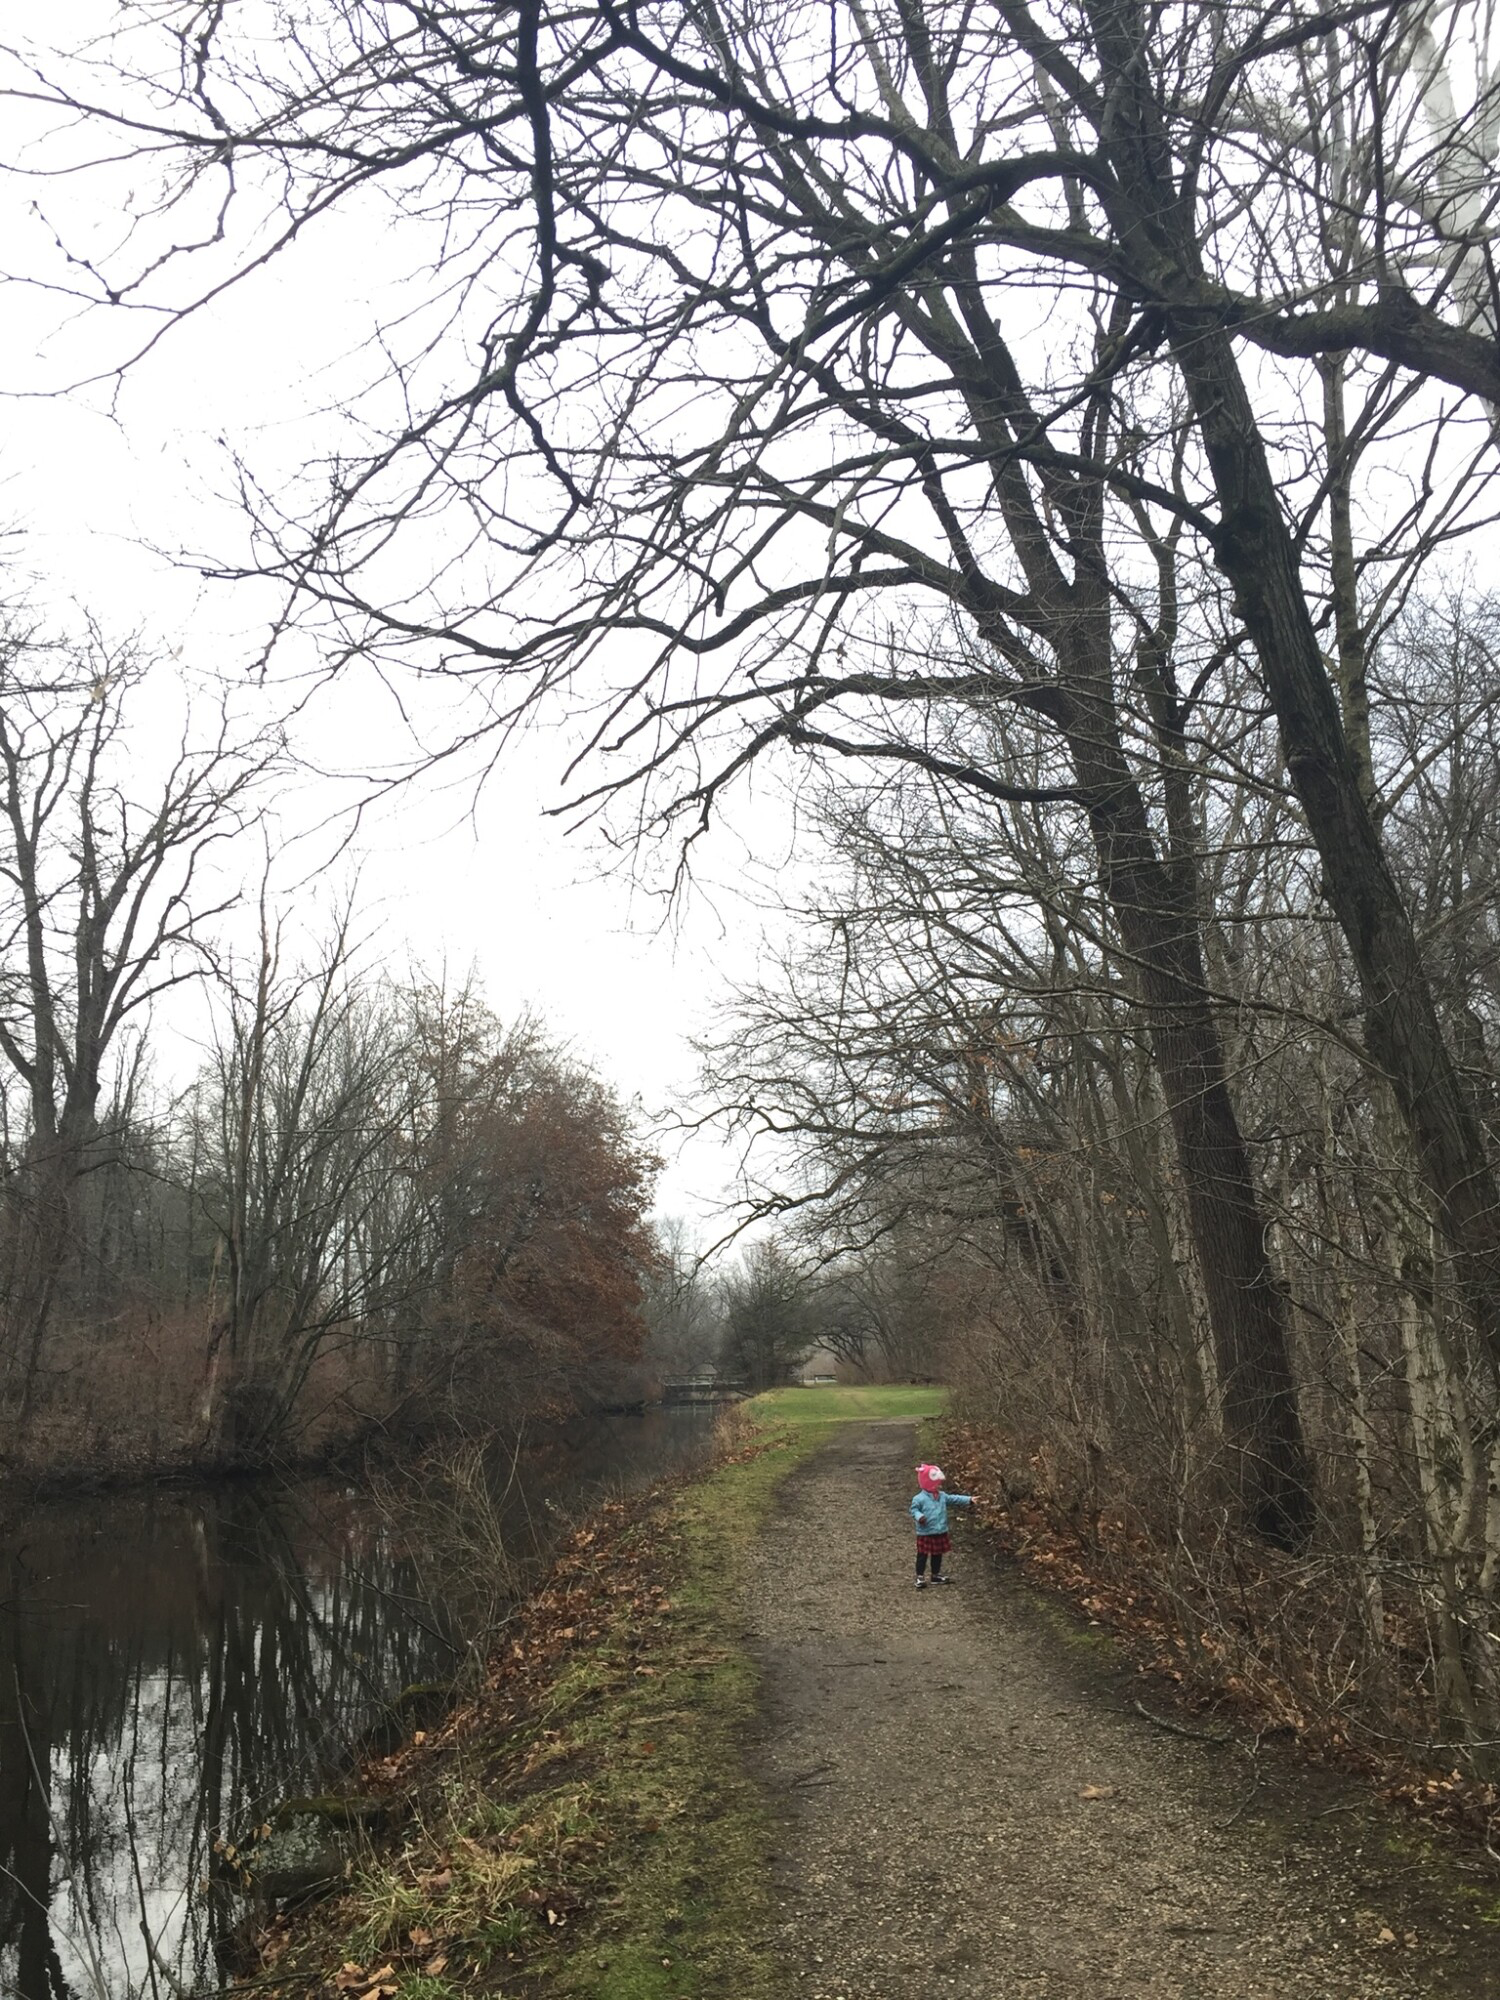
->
[1081, 0, 1500, 1383]
[1171, 318, 1500, 1370]
[1052, 637, 1313, 1545]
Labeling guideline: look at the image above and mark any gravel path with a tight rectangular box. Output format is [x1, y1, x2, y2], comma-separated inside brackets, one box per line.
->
[747, 1420, 1496, 2000]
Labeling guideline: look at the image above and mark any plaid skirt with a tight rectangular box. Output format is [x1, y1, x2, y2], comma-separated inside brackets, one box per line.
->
[915, 1532, 951, 1556]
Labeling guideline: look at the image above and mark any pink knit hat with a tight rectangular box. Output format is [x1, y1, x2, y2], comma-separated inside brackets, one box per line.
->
[916, 1463, 946, 1493]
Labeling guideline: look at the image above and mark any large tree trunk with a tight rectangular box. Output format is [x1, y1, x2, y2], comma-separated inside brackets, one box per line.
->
[910, 276, 1313, 1540]
[1083, 0, 1500, 1379]
[1133, 963, 1311, 1545]
[913, 297, 1313, 1536]
[3, 1135, 82, 1422]
[1168, 320, 1500, 1368]
[1053, 641, 1313, 1544]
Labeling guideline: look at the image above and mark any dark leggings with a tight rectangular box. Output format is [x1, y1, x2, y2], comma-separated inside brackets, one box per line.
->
[915, 1549, 945, 1579]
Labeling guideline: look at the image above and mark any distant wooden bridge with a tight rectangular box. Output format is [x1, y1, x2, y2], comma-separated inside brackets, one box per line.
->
[661, 1375, 748, 1404]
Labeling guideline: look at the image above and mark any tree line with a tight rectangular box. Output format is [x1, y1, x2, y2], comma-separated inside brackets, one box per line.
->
[0, 606, 875, 1475]
[0, 626, 661, 1476]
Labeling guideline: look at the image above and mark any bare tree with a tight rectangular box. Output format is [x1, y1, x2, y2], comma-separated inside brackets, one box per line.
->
[640, 1217, 724, 1383]
[718, 1238, 818, 1390]
[191, 940, 661, 1461]
[0, 622, 275, 1416]
[196, 904, 414, 1458]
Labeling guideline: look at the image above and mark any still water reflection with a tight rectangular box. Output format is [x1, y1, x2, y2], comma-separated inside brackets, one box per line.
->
[0, 1407, 717, 1999]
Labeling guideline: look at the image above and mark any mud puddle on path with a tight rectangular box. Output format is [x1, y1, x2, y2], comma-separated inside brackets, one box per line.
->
[747, 1420, 1498, 2000]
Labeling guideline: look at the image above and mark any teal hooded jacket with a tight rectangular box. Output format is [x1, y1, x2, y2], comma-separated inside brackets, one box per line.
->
[909, 1488, 972, 1536]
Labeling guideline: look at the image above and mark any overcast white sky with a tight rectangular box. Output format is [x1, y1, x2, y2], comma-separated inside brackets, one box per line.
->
[0, 135, 815, 1229]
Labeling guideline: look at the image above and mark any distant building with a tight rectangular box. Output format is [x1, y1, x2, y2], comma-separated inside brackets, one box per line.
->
[798, 1346, 845, 1385]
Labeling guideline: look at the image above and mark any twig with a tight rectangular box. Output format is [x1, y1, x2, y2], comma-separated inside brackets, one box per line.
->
[1217, 1724, 1279, 1830]
[141, 1928, 198, 2000]
[1132, 1699, 1231, 1744]
[782, 1759, 835, 1788]
[143, 1922, 191, 1998]
[1218, 1768, 1265, 1830]
[186, 1973, 324, 1997]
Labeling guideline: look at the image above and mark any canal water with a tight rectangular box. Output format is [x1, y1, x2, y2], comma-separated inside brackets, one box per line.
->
[0, 1406, 719, 1999]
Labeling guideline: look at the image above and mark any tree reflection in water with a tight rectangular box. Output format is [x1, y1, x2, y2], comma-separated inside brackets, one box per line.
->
[0, 1409, 717, 1999]
[0, 1482, 460, 1997]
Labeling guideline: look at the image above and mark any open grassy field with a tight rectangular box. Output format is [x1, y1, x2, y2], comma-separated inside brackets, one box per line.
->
[747, 1383, 948, 1425]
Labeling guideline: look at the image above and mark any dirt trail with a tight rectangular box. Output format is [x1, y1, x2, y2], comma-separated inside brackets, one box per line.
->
[747, 1421, 1497, 2000]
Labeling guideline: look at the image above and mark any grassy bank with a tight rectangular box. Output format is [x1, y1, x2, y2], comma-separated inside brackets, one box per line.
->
[246, 1385, 943, 2000]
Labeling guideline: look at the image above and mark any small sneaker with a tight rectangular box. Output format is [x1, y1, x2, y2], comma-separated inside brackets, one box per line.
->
[914, 1576, 927, 1589]
[933, 1572, 955, 1585]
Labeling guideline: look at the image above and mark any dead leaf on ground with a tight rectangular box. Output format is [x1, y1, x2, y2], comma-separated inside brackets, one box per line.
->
[1079, 1784, 1116, 1800]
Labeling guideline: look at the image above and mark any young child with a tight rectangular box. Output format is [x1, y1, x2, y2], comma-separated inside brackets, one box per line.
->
[910, 1462, 974, 1588]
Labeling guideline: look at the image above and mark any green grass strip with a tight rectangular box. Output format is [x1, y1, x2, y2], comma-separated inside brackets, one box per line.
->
[549, 1414, 834, 1998]
[747, 1383, 948, 1425]
[569, 1390, 946, 1992]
